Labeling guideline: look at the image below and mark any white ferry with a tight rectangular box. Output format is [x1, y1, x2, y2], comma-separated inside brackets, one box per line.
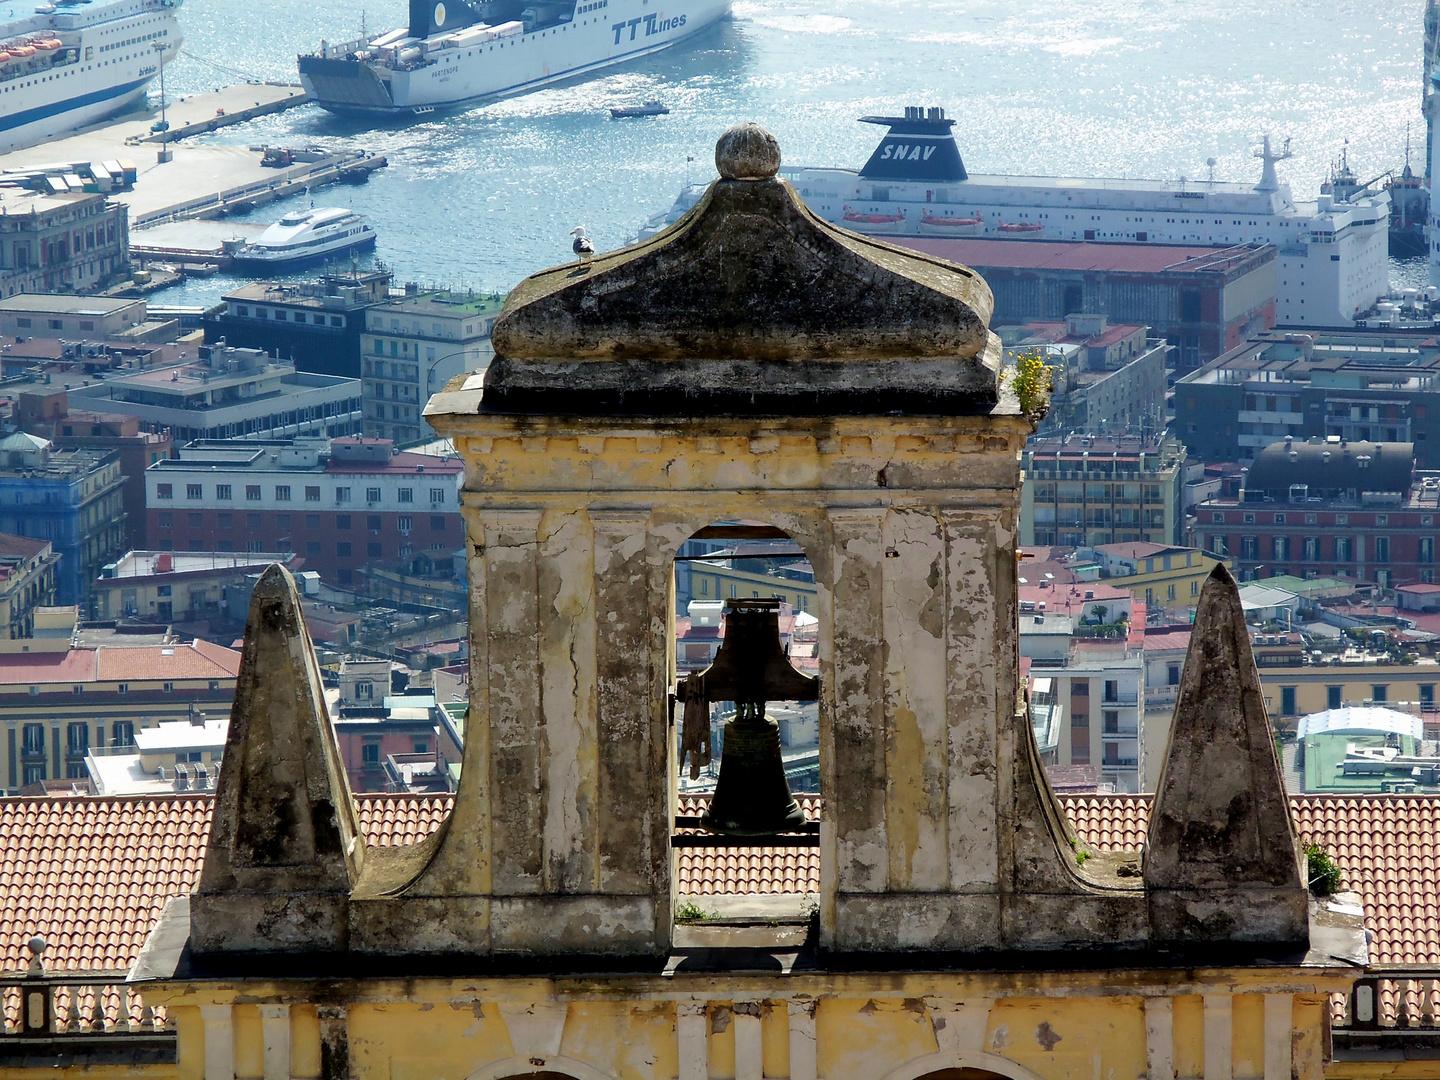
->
[0, 0, 183, 154]
[233, 208, 377, 268]
[298, 0, 730, 116]
[779, 107, 1391, 328]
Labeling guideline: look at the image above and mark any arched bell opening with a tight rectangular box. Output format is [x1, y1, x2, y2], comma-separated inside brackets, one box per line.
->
[668, 518, 823, 937]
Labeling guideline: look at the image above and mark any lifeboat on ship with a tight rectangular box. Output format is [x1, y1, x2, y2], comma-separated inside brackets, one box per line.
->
[35, 39, 62, 51]
[996, 220, 1043, 234]
[841, 205, 908, 234]
[9, 45, 36, 58]
[919, 210, 984, 236]
[0, 52, 11, 67]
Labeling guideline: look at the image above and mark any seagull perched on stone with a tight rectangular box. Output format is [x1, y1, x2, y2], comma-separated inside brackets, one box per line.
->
[570, 226, 595, 264]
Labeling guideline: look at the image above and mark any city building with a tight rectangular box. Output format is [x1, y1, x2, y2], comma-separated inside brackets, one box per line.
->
[1293, 705, 1431, 793]
[1020, 433, 1188, 548]
[683, 542, 818, 613]
[0, 188, 129, 297]
[65, 341, 363, 444]
[85, 713, 227, 796]
[0, 434, 125, 606]
[1174, 328, 1440, 466]
[0, 533, 60, 640]
[360, 288, 501, 445]
[19, 390, 174, 550]
[999, 315, 1169, 436]
[1086, 541, 1230, 607]
[0, 294, 165, 339]
[328, 659, 443, 794]
[203, 270, 393, 378]
[892, 236, 1276, 372]
[1257, 657, 1440, 722]
[93, 550, 304, 623]
[1191, 437, 1440, 585]
[0, 627, 241, 790]
[145, 436, 464, 586]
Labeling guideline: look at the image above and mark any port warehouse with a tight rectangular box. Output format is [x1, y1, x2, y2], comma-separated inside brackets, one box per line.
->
[890, 237, 1277, 372]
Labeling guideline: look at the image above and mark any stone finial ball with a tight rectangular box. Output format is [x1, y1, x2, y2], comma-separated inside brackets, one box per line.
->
[716, 123, 781, 180]
[27, 935, 45, 956]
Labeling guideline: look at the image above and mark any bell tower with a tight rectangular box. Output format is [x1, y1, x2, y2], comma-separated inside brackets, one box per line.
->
[184, 123, 1307, 967]
[417, 121, 1097, 957]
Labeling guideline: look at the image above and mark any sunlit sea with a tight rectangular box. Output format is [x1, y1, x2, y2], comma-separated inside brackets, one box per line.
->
[61, 0, 1436, 302]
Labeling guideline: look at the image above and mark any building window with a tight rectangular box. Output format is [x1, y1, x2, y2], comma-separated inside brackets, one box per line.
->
[276, 513, 291, 529]
[1190, 580, 1199, 597]
[368, 542, 382, 557]
[1211, 512, 1224, 523]
[1243, 513, 1255, 524]
[1326, 686, 1342, 710]
[305, 486, 321, 502]
[1280, 687, 1296, 715]
[1374, 537, 1390, 563]
[1167, 664, 1180, 686]
[367, 515, 382, 532]
[276, 486, 292, 502]
[215, 484, 232, 500]
[1372, 684, 1388, 703]
[1240, 536, 1258, 560]
[337, 542, 352, 557]
[156, 483, 173, 500]
[1166, 584, 1176, 601]
[1271, 536, 1289, 561]
[430, 488, 446, 504]
[399, 488, 414, 503]
[306, 542, 322, 556]
[66, 722, 88, 754]
[430, 516, 447, 532]
[1303, 537, 1319, 562]
[246, 485, 262, 501]
[1422, 538, 1435, 564]
[246, 513, 261, 530]
[186, 484, 202, 500]
[1274, 513, 1285, 524]
[112, 721, 134, 746]
[336, 487, 352, 504]
[158, 511, 173, 528]
[366, 487, 382, 503]
[337, 515, 351, 530]
[1334, 537, 1352, 562]
[362, 741, 380, 767]
[217, 512, 233, 529]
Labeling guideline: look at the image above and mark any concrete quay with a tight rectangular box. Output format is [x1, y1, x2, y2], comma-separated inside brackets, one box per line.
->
[0, 84, 385, 236]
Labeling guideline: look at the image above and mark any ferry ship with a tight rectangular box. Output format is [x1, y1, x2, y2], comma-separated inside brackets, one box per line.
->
[233, 208, 377, 268]
[299, 0, 730, 116]
[0, 0, 183, 154]
[777, 107, 1391, 328]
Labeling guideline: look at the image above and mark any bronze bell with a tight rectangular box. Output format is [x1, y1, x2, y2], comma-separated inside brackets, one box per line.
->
[681, 598, 817, 836]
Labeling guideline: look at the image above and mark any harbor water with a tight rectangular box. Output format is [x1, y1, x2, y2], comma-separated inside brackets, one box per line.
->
[62, 0, 1429, 302]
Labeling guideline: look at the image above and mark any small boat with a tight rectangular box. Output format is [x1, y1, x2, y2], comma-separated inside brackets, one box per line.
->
[841, 205, 908, 234]
[919, 210, 984, 235]
[611, 99, 670, 119]
[232, 207, 377, 269]
[996, 220, 1043, 234]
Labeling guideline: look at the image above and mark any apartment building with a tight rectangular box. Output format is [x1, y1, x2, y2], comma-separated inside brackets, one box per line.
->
[145, 437, 464, 586]
[66, 341, 363, 443]
[1192, 437, 1439, 585]
[0, 433, 126, 607]
[0, 188, 129, 297]
[360, 288, 501, 445]
[205, 270, 393, 378]
[1020, 434, 1188, 548]
[0, 631, 241, 791]
[1256, 660, 1440, 723]
[1174, 328, 1440, 466]
[93, 550, 304, 623]
[1085, 542, 1230, 607]
[0, 535, 61, 641]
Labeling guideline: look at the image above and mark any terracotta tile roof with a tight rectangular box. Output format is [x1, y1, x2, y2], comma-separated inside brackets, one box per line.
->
[93, 641, 241, 682]
[0, 650, 98, 686]
[0, 790, 1436, 996]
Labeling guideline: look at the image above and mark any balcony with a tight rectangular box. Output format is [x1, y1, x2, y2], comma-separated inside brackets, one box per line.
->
[0, 968, 175, 1068]
[1101, 692, 1139, 706]
[1101, 757, 1139, 769]
[20, 743, 45, 760]
[1101, 724, 1139, 739]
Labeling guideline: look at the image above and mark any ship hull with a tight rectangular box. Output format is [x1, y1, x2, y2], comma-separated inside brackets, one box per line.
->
[300, 0, 730, 116]
[234, 232, 377, 270]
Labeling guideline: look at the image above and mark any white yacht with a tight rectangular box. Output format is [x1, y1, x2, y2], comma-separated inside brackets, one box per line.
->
[299, 0, 730, 117]
[233, 208, 377, 268]
[0, 0, 183, 153]
[775, 107, 1391, 328]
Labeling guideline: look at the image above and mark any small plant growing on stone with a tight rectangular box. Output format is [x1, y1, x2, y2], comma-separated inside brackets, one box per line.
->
[675, 900, 713, 922]
[1006, 348, 1055, 423]
[1304, 843, 1343, 897]
[1074, 849, 1090, 868]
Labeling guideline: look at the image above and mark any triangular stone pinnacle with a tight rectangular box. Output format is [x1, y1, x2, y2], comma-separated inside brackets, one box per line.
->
[192, 564, 364, 953]
[1144, 564, 1307, 944]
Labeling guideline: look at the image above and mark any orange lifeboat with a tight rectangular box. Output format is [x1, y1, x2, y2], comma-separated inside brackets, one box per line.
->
[10, 45, 36, 57]
[0, 52, 11, 66]
[919, 210, 984, 235]
[35, 39, 61, 50]
[841, 204, 908, 233]
[996, 220, 1043, 234]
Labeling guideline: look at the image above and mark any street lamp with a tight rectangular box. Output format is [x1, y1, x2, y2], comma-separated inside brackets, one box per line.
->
[152, 41, 171, 164]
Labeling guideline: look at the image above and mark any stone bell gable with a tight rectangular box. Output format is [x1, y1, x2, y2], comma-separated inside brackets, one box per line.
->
[170, 124, 1308, 968]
